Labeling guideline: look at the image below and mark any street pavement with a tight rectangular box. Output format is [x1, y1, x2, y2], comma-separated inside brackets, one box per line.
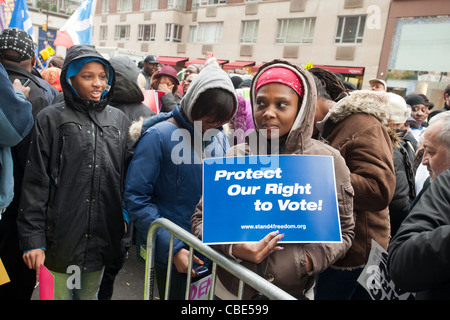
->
[110, 245, 147, 300]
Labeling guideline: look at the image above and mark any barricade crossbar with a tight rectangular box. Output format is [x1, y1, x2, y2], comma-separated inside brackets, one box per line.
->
[144, 217, 297, 300]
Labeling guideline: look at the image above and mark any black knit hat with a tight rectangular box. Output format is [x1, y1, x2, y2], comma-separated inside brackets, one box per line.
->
[0, 28, 36, 62]
[404, 94, 426, 107]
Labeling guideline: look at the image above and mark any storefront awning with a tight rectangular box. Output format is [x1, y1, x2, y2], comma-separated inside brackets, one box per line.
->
[185, 58, 229, 66]
[223, 61, 255, 70]
[314, 65, 365, 76]
[251, 63, 266, 73]
[158, 56, 189, 66]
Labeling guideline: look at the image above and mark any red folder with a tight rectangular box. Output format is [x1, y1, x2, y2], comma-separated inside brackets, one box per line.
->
[39, 264, 54, 300]
[142, 90, 165, 113]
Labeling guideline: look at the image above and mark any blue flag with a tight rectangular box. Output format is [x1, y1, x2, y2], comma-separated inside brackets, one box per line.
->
[9, 0, 34, 40]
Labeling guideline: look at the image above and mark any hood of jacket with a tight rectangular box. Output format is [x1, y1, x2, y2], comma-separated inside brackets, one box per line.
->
[180, 62, 237, 125]
[318, 89, 399, 145]
[327, 90, 390, 125]
[129, 62, 238, 142]
[108, 56, 144, 104]
[60, 44, 115, 114]
[249, 59, 317, 154]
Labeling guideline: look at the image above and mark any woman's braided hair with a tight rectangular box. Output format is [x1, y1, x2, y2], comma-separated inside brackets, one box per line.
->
[308, 67, 350, 102]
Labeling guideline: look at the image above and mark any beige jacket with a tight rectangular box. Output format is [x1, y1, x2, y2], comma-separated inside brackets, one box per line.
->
[191, 60, 355, 299]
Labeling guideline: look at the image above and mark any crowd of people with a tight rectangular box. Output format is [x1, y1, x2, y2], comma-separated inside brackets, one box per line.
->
[0, 26, 449, 300]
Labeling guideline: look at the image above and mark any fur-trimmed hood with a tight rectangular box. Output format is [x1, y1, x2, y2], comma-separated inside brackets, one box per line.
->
[328, 90, 390, 125]
[319, 90, 400, 146]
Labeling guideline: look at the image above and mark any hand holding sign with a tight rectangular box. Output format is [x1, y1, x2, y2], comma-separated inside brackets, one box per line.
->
[232, 230, 285, 264]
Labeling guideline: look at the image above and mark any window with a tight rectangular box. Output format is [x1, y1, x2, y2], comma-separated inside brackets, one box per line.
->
[140, 0, 158, 11]
[197, 22, 223, 43]
[99, 26, 108, 41]
[117, 0, 132, 12]
[168, 0, 186, 10]
[335, 15, 366, 44]
[199, 0, 226, 5]
[101, 0, 109, 13]
[165, 24, 183, 42]
[191, 0, 200, 10]
[138, 24, 156, 41]
[276, 18, 315, 44]
[189, 26, 198, 43]
[115, 25, 130, 41]
[240, 20, 258, 43]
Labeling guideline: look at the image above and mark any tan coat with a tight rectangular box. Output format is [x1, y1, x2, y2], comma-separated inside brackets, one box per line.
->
[318, 90, 396, 268]
[191, 60, 355, 299]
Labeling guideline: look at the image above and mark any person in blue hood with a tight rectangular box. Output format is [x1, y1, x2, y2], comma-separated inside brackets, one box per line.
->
[17, 45, 134, 300]
[124, 59, 237, 299]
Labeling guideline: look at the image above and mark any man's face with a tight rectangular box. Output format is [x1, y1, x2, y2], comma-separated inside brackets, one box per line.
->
[144, 62, 159, 76]
[370, 81, 385, 92]
[184, 65, 198, 79]
[422, 121, 450, 181]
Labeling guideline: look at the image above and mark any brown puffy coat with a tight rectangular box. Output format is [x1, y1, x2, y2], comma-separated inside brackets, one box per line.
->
[318, 90, 396, 268]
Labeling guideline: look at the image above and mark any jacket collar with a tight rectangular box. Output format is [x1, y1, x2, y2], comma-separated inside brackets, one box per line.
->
[2, 62, 44, 90]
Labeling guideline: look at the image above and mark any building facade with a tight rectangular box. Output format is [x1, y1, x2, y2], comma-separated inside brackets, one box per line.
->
[92, 0, 392, 89]
[379, 0, 450, 109]
[12, 0, 449, 105]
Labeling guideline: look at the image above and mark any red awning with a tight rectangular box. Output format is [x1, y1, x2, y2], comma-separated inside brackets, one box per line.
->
[314, 65, 364, 76]
[185, 58, 229, 66]
[157, 56, 188, 66]
[251, 63, 266, 73]
[223, 61, 255, 70]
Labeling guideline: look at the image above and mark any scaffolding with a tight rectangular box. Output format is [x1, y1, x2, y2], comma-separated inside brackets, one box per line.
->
[144, 217, 296, 300]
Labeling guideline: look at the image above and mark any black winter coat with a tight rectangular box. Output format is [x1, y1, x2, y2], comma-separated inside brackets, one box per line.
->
[388, 169, 450, 299]
[2, 62, 50, 220]
[389, 144, 415, 237]
[17, 45, 133, 273]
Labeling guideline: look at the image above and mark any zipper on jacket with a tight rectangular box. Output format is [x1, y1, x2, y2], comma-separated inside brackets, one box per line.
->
[55, 136, 65, 186]
[83, 121, 97, 271]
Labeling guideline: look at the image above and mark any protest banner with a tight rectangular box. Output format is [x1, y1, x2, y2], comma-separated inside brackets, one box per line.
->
[357, 240, 415, 300]
[190, 275, 212, 300]
[202, 155, 341, 244]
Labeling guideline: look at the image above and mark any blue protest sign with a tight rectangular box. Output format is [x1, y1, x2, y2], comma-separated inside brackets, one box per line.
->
[202, 155, 341, 244]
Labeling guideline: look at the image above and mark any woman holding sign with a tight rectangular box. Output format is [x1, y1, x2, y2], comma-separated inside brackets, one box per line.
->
[191, 59, 356, 300]
[124, 59, 237, 299]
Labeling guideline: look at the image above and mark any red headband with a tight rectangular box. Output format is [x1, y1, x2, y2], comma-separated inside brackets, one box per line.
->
[255, 67, 303, 98]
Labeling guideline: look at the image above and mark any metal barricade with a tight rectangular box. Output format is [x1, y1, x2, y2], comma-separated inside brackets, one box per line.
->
[144, 217, 296, 300]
